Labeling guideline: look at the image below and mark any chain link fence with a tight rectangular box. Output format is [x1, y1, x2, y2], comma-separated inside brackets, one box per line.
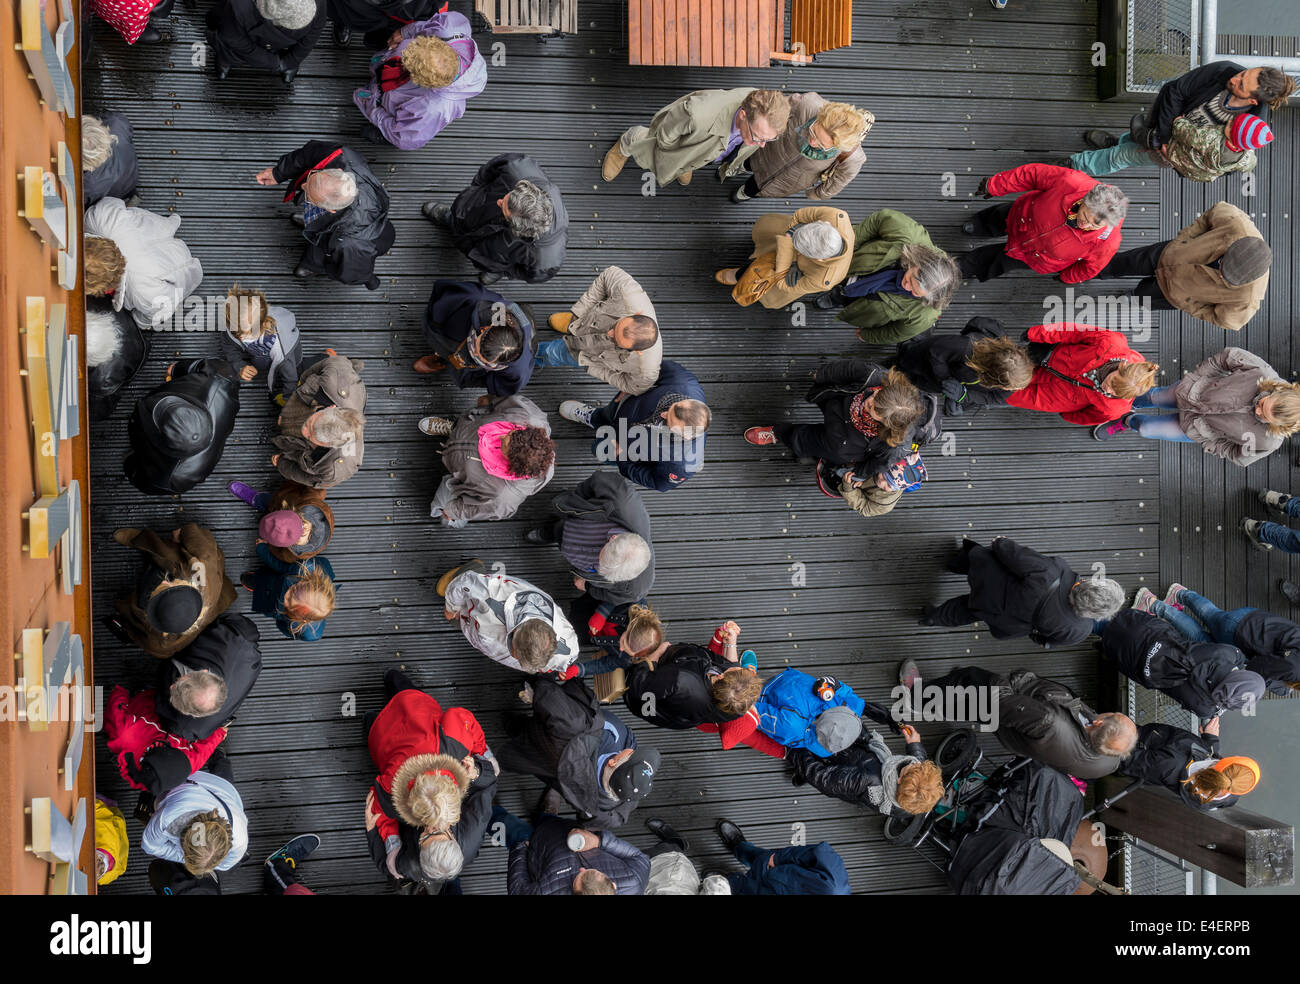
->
[1126, 0, 1198, 92]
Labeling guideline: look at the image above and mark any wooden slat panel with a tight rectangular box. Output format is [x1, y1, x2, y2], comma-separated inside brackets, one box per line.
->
[747, 0, 761, 66]
[675, 0, 690, 66]
[628, 0, 641, 63]
[651, 0, 664, 65]
[664, 0, 677, 65]
[687, 0, 701, 65]
[759, 0, 773, 64]
[711, 0, 724, 66]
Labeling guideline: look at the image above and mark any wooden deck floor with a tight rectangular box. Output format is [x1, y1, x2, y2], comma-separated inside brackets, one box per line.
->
[84, 0, 1185, 894]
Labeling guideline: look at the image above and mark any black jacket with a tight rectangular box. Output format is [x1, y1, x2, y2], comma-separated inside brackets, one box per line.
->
[1100, 609, 1259, 719]
[789, 733, 927, 817]
[84, 111, 139, 206]
[894, 316, 1011, 416]
[1148, 61, 1267, 147]
[552, 470, 655, 607]
[964, 538, 1091, 646]
[449, 153, 568, 283]
[211, 0, 325, 72]
[497, 677, 640, 830]
[420, 279, 535, 398]
[1234, 609, 1300, 695]
[86, 296, 149, 420]
[623, 644, 732, 730]
[325, 0, 438, 32]
[995, 669, 1122, 779]
[1120, 722, 1235, 810]
[125, 358, 239, 495]
[154, 613, 262, 741]
[274, 142, 396, 285]
[806, 358, 941, 474]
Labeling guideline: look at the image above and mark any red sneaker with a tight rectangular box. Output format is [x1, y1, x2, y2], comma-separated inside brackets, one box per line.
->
[744, 426, 777, 446]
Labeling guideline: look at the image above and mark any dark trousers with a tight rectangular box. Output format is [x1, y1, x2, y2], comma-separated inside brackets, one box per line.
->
[362, 668, 420, 740]
[956, 202, 1031, 282]
[930, 540, 978, 627]
[774, 422, 840, 462]
[927, 665, 1005, 691]
[1096, 240, 1176, 311]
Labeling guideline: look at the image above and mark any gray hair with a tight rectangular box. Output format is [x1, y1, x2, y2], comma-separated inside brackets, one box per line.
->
[169, 669, 228, 718]
[899, 243, 960, 310]
[82, 114, 118, 172]
[312, 169, 358, 211]
[1088, 712, 1137, 758]
[1068, 577, 1125, 620]
[597, 533, 652, 584]
[790, 221, 844, 261]
[85, 309, 122, 367]
[420, 836, 464, 882]
[310, 407, 365, 447]
[1081, 183, 1128, 226]
[506, 180, 554, 240]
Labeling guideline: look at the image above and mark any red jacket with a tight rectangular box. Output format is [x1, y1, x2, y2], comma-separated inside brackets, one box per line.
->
[103, 685, 227, 791]
[1006, 323, 1149, 425]
[986, 164, 1122, 283]
[691, 624, 787, 758]
[367, 690, 487, 841]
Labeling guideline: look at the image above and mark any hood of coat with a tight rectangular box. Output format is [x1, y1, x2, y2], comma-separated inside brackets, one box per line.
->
[137, 390, 214, 456]
[390, 752, 470, 828]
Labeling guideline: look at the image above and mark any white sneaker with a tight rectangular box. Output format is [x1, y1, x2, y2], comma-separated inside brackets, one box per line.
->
[559, 400, 597, 427]
[418, 416, 452, 437]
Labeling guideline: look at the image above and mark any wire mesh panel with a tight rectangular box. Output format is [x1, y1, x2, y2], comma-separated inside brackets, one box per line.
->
[1127, 0, 1198, 93]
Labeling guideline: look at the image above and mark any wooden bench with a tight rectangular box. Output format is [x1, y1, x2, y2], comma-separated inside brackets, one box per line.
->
[778, 0, 853, 62]
[475, 0, 578, 36]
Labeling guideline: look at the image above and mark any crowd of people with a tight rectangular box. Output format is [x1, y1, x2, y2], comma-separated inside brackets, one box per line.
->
[82, 0, 1297, 895]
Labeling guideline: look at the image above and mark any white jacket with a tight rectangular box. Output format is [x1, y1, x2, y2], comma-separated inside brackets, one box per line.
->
[443, 570, 579, 675]
[140, 771, 248, 873]
[645, 851, 732, 895]
[84, 197, 203, 332]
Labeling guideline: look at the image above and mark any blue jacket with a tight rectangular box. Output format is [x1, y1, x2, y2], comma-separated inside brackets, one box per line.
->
[250, 542, 336, 641]
[729, 842, 851, 895]
[591, 361, 706, 492]
[755, 668, 865, 757]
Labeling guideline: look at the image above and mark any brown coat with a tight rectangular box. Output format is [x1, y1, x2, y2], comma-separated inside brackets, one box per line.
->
[264, 480, 335, 563]
[1156, 202, 1269, 331]
[749, 206, 855, 309]
[114, 524, 237, 658]
[740, 92, 867, 201]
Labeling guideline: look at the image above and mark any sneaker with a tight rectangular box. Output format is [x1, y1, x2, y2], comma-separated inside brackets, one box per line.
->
[1240, 517, 1273, 552]
[815, 460, 843, 499]
[1131, 587, 1158, 613]
[265, 833, 320, 868]
[436, 559, 485, 597]
[601, 144, 629, 182]
[898, 658, 921, 689]
[1279, 579, 1300, 606]
[418, 416, 453, 437]
[548, 312, 573, 334]
[228, 481, 261, 506]
[740, 649, 758, 671]
[1259, 489, 1292, 516]
[240, 571, 256, 591]
[1162, 583, 1189, 610]
[990, 0, 1007, 7]
[744, 426, 777, 446]
[1092, 415, 1132, 441]
[1083, 129, 1119, 149]
[558, 400, 597, 427]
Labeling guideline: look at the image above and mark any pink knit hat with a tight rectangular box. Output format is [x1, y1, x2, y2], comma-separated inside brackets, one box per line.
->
[260, 509, 304, 547]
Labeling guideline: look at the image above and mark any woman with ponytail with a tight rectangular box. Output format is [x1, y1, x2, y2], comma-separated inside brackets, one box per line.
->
[1119, 717, 1259, 811]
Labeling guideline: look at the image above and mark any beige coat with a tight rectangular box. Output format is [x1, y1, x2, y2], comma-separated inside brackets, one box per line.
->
[1174, 347, 1282, 466]
[625, 88, 756, 186]
[1156, 202, 1269, 331]
[564, 266, 662, 395]
[749, 206, 855, 309]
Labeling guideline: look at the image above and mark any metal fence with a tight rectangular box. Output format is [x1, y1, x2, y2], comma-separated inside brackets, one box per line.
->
[1126, 0, 1198, 93]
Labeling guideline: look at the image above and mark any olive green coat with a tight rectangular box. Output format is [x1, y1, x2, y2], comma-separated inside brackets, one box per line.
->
[838, 209, 947, 345]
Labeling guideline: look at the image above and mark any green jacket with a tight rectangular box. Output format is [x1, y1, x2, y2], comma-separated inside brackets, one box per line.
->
[1164, 117, 1256, 183]
[837, 209, 945, 345]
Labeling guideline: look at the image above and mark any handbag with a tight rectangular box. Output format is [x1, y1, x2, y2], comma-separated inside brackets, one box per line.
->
[731, 252, 782, 307]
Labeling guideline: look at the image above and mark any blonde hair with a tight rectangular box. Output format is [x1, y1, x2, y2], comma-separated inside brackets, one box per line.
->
[967, 337, 1035, 391]
[896, 760, 944, 815]
[815, 101, 872, 149]
[407, 773, 463, 830]
[574, 869, 616, 895]
[711, 668, 762, 716]
[226, 283, 277, 339]
[623, 604, 665, 662]
[402, 35, 460, 88]
[1184, 764, 1256, 803]
[82, 114, 118, 171]
[1258, 379, 1300, 437]
[85, 237, 126, 295]
[1107, 361, 1160, 400]
[181, 810, 231, 877]
[283, 563, 335, 635]
[873, 368, 927, 447]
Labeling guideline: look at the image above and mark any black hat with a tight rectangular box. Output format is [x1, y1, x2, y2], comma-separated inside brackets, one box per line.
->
[150, 395, 213, 456]
[609, 747, 661, 802]
[143, 583, 203, 635]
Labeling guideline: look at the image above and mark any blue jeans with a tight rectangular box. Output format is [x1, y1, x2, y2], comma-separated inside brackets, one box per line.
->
[1129, 384, 1195, 443]
[535, 338, 580, 369]
[1258, 495, 1300, 553]
[1151, 590, 1253, 644]
[491, 805, 534, 850]
[1068, 133, 1153, 176]
[576, 643, 632, 678]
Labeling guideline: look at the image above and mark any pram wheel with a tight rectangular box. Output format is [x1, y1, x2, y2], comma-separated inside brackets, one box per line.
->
[882, 810, 925, 845]
[935, 728, 979, 780]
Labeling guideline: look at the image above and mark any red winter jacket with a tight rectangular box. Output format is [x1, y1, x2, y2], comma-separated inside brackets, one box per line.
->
[1006, 323, 1150, 425]
[103, 685, 227, 791]
[691, 624, 787, 758]
[367, 690, 488, 842]
[986, 164, 1122, 283]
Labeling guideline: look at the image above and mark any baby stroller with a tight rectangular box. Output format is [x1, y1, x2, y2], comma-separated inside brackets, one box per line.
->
[884, 727, 1124, 894]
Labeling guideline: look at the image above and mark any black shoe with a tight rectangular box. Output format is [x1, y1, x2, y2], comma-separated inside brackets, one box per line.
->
[421, 201, 451, 226]
[364, 277, 381, 291]
[961, 221, 977, 236]
[814, 284, 846, 310]
[645, 818, 689, 852]
[215, 61, 231, 81]
[240, 570, 256, 591]
[333, 21, 352, 45]
[138, 24, 162, 43]
[281, 68, 298, 84]
[536, 786, 568, 823]
[204, 7, 220, 28]
[1280, 579, 1300, 606]
[1083, 129, 1119, 149]
[917, 605, 937, 627]
[358, 121, 384, 144]
[478, 271, 504, 286]
[716, 818, 745, 853]
[524, 527, 554, 545]
[293, 264, 314, 279]
[102, 614, 132, 645]
[290, 213, 306, 229]
[1044, 157, 1078, 169]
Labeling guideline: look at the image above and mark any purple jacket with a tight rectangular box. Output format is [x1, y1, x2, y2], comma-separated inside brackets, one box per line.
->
[353, 11, 486, 151]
